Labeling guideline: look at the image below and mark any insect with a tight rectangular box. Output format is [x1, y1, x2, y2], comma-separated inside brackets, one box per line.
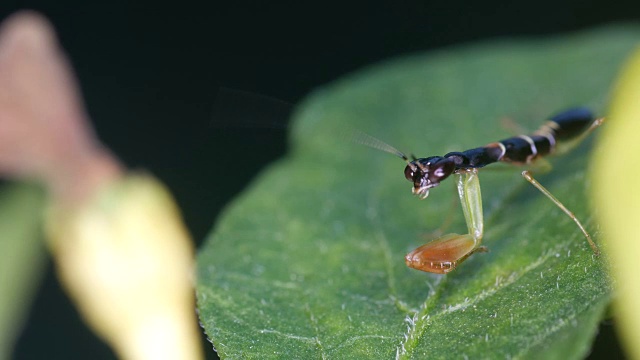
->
[357, 107, 603, 274]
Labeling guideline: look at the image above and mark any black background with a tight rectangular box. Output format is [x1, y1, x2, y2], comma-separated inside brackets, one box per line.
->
[2, 1, 636, 359]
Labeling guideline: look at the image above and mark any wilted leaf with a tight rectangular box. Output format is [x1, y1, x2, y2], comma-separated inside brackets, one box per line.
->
[197, 26, 640, 359]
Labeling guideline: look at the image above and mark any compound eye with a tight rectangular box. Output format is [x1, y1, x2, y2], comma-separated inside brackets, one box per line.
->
[404, 165, 414, 181]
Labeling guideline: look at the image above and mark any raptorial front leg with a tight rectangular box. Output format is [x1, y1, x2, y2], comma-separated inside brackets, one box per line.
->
[521, 170, 600, 255]
[405, 169, 488, 274]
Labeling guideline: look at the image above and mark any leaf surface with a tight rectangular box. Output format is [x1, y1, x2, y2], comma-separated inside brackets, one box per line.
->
[197, 26, 640, 359]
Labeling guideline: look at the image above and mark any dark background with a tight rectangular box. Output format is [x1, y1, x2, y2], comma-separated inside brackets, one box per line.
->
[2, 1, 636, 359]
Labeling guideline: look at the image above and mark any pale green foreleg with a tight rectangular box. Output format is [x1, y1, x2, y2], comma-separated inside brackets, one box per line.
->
[405, 168, 487, 274]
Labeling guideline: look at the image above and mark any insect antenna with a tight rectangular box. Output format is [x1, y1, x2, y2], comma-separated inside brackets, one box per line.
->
[352, 130, 418, 171]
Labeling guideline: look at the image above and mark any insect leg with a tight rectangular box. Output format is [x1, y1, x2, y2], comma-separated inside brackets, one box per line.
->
[405, 169, 488, 274]
[552, 116, 605, 155]
[521, 170, 600, 255]
[457, 168, 484, 240]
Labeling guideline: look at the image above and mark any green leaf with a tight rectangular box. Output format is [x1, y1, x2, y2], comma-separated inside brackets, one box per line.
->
[0, 183, 46, 359]
[197, 26, 639, 359]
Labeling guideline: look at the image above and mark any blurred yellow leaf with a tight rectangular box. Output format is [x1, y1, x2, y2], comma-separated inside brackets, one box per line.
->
[46, 174, 202, 360]
[593, 47, 640, 360]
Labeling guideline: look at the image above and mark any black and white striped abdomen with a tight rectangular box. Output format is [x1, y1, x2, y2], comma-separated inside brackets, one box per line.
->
[542, 107, 595, 141]
[443, 107, 596, 168]
[497, 107, 594, 164]
[496, 134, 553, 164]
